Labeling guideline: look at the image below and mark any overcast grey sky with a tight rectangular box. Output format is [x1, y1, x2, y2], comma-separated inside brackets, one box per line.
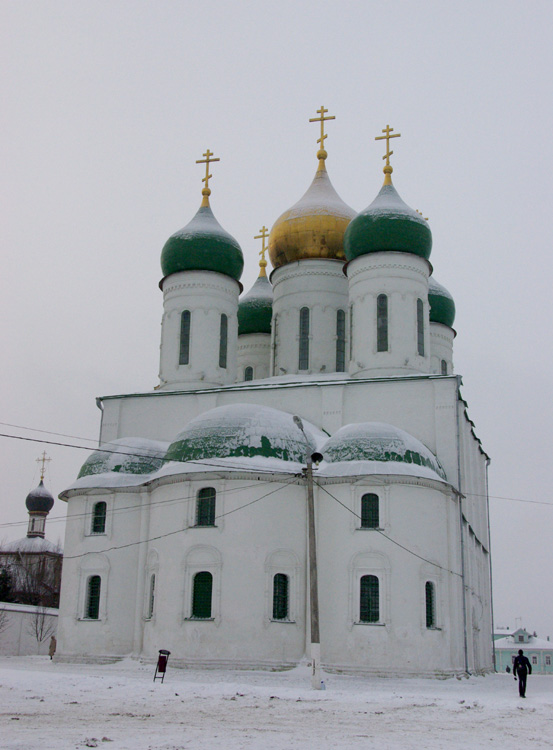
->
[1, 0, 552, 638]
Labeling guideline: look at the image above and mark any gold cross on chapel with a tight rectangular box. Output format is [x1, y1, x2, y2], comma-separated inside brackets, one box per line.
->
[36, 451, 51, 481]
[309, 106, 335, 159]
[254, 225, 269, 276]
[196, 149, 220, 203]
[375, 124, 401, 183]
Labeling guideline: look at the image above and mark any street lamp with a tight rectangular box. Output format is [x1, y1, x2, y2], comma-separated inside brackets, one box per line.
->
[293, 415, 324, 690]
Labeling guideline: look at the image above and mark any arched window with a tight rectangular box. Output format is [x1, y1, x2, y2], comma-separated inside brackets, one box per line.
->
[360, 574, 379, 623]
[360, 493, 379, 528]
[349, 304, 354, 361]
[86, 575, 101, 620]
[219, 314, 228, 368]
[417, 298, 424, 356]
[298, 307, 310, 370]
[179, 310, 191, 365]
[377, 294, 388, 352]
[91, 502, 107, 534]
[425, 581, 436, 628]
[441, 359, 447, 375]
[272, 573, 289, 621]
[191, 571, 213, 618]
[147, 573, 156, 619]
[244, 366, 254, 381]
[196, 488, 216, 526]
[336, 309, 346, 372]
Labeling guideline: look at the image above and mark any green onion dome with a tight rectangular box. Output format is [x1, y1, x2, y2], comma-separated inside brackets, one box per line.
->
[77, 438, 167, 479]
[166, 404, 322, 465]
[321, 422, 447, 481]
[25, 480, 54, 513]
[428, 276, 456, 328]
[344, 181, 432, 261]
[160, 201, 244, 282]
[238, 270, 273, 335]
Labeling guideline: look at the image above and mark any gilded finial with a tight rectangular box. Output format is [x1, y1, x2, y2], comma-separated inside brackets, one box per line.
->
[36, 451, 51, 482]
[254, 226, 269, 277]
[309, 106, 335, 167]
[196, 149, 220, 206]
[375, 124, 401, 185]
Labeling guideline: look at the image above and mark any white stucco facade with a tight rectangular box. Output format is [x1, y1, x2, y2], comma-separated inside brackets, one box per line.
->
[57, 148, 492, 677]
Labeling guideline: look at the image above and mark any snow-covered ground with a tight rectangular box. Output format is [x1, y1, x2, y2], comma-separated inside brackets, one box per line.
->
[1, 657, 551, 749]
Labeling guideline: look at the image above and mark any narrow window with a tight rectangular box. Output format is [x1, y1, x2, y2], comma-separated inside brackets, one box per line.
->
[349, 305, 354, 361]
[86, 575, 101, 619]
[147, 573, 155, 619]
[441, 359, 447, 375]
[298, 307, 310, 370]
[518, 635, 524, 643]
[272, 313, 278, 376]
[417, 298, 424, 356]
[244, 366, 254, 381]
[335, 309, 346, 372]
[91, 501, 107, 534]
[179, 310, 191, 365]
[532, 655, 538, 665]
[196, 487, 216, 526]
[219, 314, 228, 368]
[191, 571, 213, 618]
[546, 655, 551, 666]
[377, 294, 388, 352]
[272, 573, 289, 620]
[425, 581, 436, 628]
[360, 575, 379, 623]
[360, 493, 379, 528]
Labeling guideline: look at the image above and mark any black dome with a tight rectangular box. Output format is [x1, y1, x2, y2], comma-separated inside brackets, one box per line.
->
[25, 480, 54, 513]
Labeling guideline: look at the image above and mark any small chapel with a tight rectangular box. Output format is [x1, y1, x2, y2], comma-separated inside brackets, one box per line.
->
[57, 111, 493, 677]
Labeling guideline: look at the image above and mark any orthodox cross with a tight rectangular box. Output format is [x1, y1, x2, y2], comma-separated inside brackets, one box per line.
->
[36, 451, 51, 481]
[309, 106, 335, 156]
[196, 149, 220, 194]
[375, 124, 401, 167]
[254, 225, 269, 275]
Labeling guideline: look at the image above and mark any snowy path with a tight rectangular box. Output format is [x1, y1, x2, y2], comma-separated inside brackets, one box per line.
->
[1, 657, 551, 749]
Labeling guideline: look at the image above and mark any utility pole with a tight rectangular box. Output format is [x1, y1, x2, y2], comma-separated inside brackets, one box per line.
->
[293, 416, 322, 690]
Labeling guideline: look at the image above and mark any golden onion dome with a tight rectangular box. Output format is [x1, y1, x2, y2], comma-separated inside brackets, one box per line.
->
[268, 153, 356, 271]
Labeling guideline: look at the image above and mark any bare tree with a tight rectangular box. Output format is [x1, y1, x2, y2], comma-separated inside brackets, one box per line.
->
[26, 605, 56, 650]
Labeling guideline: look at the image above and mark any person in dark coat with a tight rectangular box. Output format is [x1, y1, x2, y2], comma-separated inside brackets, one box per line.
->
[513, 649, 532, 697]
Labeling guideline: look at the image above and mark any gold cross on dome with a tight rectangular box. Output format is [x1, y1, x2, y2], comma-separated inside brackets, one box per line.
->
[196, 149, 220, 193]
[375, 124, 401, 167]
[36, 451, 51, 481]
[254, 225, 269, 275]
[309, 106, 335, 157]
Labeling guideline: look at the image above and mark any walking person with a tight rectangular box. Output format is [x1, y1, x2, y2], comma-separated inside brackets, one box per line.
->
[513, 649, 532, 697]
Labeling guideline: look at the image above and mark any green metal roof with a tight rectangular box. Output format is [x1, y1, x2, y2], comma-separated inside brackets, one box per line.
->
[160, 203, 244, 282]
[345, 183, 432, 261]
[428, 276, 456, 328]
[238, 274, 273, 335]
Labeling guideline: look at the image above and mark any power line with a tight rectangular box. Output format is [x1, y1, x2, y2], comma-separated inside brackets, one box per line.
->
[62, 476, 297, 560]
[313, 479, 463, 579]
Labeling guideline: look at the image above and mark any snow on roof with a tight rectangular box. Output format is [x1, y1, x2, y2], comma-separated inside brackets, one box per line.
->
[2, 536, 61, 554]
[495, 635, 553, 651]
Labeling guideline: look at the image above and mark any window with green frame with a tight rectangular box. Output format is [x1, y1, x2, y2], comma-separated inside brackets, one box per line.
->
[272, 573, 289, 620]
[86, 575, 101, 619]
[360, 493, 379, 528]
[360, 574, 379, 623]
[244, 366, 254, 381]
[417, 298, 424, 356]
[179, 310, 191, 365]
[298, 307, 309, 370]
[191, 571, 213, 618]
[425, 581, 436, 628]
[336, 309, 346, 372]
[376, 294, 388, 352]
[219, 314, 228, 368]
[147, 573, 155, 619]
[91, 501, 106, 534]
[196, 487, 216, 526]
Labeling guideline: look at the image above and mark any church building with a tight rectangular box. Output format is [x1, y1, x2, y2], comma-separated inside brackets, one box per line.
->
[57, 112, 493, 677]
